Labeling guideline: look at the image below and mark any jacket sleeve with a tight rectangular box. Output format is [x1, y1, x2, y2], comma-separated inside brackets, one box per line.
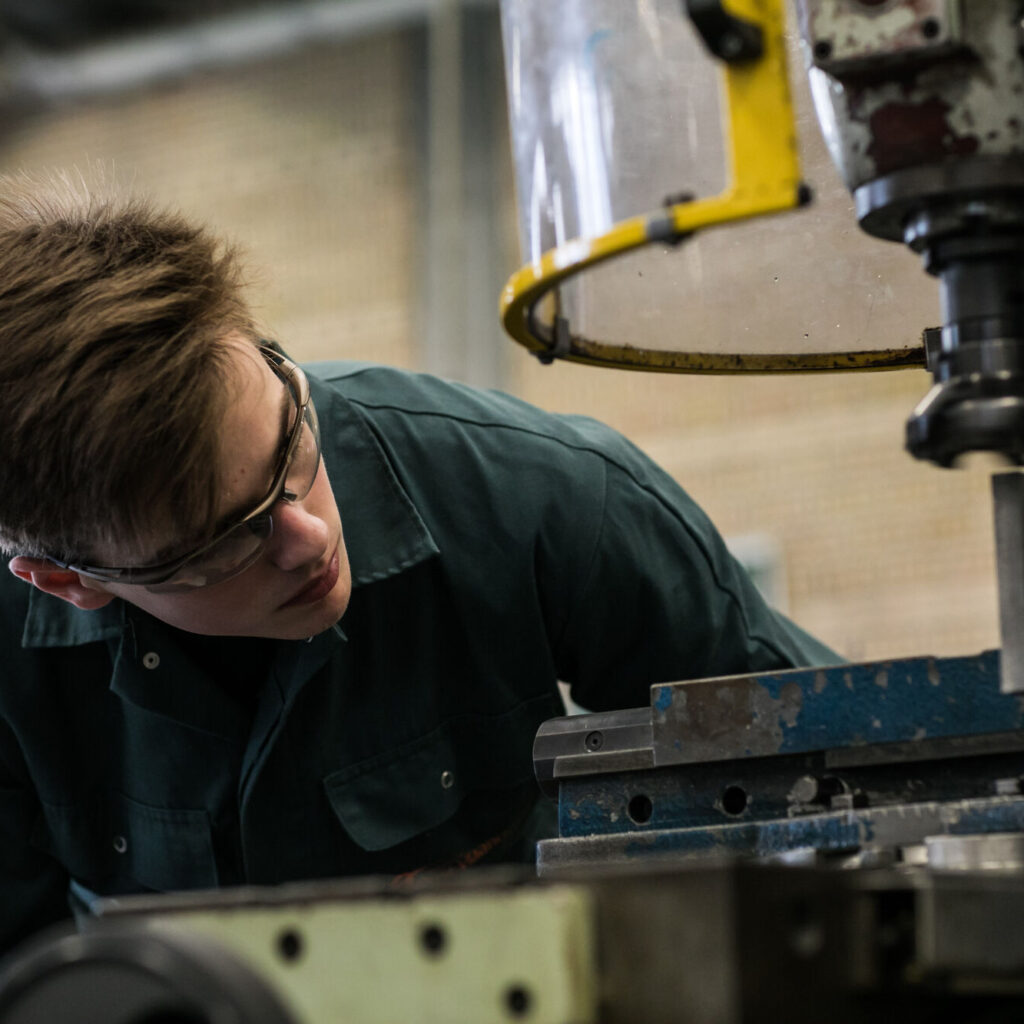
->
[0, 715, 71, 958]
[545, 419, 842, 712]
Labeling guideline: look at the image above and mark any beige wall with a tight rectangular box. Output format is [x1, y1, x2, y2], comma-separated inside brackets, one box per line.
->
[1, 34, 420, 367]
[0, 27, 1000, 666]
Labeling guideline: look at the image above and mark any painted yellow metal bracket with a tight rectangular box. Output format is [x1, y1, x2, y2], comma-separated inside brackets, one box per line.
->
[498, 0, 927, 374]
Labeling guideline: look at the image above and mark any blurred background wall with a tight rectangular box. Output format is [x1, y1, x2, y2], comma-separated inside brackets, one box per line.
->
[0, 0, 997, 663]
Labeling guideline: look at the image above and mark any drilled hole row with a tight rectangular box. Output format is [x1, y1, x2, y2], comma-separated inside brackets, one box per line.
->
[271, 924, 535, 1017]
[418, 923, 535, 1018]
[626, 784, 749, 825]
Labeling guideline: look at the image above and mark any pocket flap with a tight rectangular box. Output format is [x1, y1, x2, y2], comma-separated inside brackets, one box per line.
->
[323, 694, 560, 852]
[324, 728, 464, 851]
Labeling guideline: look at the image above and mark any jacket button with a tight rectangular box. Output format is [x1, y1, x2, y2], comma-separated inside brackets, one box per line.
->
[142, 652, 160, 670]
[440, 770, 454, 790]
[112, 835, 128, 854]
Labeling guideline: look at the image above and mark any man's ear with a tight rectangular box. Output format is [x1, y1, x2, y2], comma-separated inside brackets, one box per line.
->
[8, 556, 116, 610]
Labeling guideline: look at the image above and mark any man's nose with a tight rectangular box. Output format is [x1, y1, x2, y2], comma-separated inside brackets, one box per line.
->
[264, 499, 328, 571]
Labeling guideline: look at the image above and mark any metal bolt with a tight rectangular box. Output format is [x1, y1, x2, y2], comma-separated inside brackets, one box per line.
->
[789, 776, 822, 804]
[584, 731, 603, 752]
[440, 770, 455, 790]
[112, 835, 128, 854]
[663, 190, 695, 209]
[719, 32, 743, 59]
[789, 775, 845, 806]
[141, 651, 160, 670]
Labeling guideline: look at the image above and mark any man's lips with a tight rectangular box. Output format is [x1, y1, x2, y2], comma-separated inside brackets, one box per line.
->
[280, 548, 340, 608]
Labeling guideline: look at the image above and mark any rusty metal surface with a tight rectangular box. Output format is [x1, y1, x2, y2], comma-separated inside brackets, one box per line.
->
[649, 650, 1016, 766]
[532, 651, 1019, 794]
[559, 331, 928, 373]
[798, 0, 1024, 191]
[541, 793, 1024, 877]
[537, 651, 1024, 867]
[552, 728, 1024, 842]
[799, 0, 964, 76]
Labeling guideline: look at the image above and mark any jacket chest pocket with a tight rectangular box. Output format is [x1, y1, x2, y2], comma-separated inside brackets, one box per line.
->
[323, 695, 560, 852]
[34, 791, 219, 896]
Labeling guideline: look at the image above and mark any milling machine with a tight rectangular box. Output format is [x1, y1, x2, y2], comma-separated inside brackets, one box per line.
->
[526, 0, 1024, 870]
[518, 0, 1024, 1014]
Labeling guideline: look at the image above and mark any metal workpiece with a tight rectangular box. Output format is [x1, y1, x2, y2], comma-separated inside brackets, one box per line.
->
[536, 652, 1024, 868]
[650, 651, 1019, 761]
[541, 651, 1015, 776]
[926, 831, 1024, 871]
[5, 864, 1024, 1024]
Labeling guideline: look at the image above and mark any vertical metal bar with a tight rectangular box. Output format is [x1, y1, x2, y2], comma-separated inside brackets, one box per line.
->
[418, 0, 513, 389]
[420, 0, 466, 381]
[992, 471, 1024, 693]
[459, 3, 515, 390]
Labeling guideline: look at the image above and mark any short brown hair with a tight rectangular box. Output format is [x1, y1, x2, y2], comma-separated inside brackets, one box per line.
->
[0, 172, 258, 563]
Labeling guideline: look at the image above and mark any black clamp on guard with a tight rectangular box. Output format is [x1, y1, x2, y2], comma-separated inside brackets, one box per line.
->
[685, 0, 763, 63]
[533, 314, 572, 366]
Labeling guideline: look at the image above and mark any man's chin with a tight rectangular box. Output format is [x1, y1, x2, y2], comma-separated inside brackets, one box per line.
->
[269, 575, 351, 641]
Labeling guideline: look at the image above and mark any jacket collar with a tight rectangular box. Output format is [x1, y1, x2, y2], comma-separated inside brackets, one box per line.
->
[22, 590, 125, 649]
[312, 372, 439, 587]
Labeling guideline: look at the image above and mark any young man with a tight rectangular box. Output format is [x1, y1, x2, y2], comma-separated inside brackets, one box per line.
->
[0, 177, 837, 954]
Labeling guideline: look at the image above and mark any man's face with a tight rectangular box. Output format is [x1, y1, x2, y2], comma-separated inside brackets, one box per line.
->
[85, 342, 352, 639]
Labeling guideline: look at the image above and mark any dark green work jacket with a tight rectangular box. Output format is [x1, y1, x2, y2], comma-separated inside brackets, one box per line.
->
[0, 362, 837, 954]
